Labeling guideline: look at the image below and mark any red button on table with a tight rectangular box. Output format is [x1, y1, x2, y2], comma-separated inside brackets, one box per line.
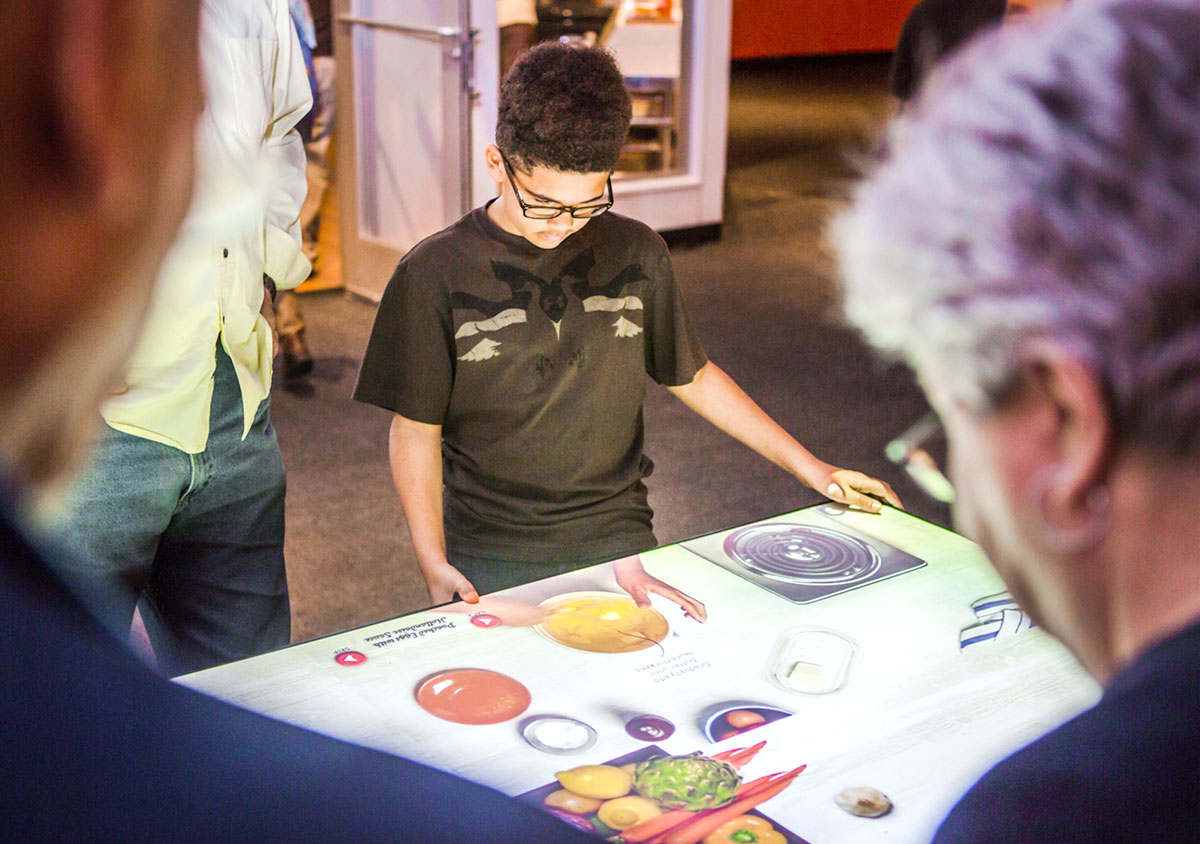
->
[335, 651, 367, 666]
[470, 614, 503, 628]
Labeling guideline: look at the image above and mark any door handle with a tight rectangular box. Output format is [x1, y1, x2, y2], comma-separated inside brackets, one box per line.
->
[336, 9, 477, 215]
[335, 14, 460, 42]
[337, 13, 476, 96]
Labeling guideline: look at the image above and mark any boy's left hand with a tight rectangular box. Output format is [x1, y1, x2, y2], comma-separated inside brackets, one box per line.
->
[613, 555, 707, 622]
[820, 468, 903, 513]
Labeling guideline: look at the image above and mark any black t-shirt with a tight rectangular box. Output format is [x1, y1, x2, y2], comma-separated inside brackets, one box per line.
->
[888, 0, 1007, 101]
[354, 205, 707, 563]
[933, 620, 1200, 843]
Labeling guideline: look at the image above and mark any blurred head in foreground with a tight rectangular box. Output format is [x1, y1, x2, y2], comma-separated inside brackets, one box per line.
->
[0, 1, 202, 511]
[835, 0, 1200, 683]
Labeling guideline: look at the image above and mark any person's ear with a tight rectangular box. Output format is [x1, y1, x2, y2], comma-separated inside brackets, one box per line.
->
[484, 144, 507, 191]
[1019, 342, 1114, 551]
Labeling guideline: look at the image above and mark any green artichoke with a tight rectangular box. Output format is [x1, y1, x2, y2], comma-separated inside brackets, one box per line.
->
[632, 753, 742, 811]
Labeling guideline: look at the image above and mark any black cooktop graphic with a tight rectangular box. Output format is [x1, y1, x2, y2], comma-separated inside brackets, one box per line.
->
[682, 506, 926, 603]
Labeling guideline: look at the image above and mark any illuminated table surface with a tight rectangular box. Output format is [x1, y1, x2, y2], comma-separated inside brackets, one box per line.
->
[179, 505, 1099, 843]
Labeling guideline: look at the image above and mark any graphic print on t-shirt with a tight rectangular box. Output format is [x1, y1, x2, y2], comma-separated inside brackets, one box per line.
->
[453, 248, 647, 361]
[492, 249, 596, 337]
[572, 263, 649, 339]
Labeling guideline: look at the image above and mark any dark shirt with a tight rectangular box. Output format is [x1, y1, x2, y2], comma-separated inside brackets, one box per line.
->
[0, 488, 594, 843]
[933, 620, 1200, 843]
[889, 0, 1007, 101]
[354, 205, 706, 563]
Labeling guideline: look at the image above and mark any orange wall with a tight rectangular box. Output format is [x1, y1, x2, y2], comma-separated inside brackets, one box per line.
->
[731, 0, 919, 59]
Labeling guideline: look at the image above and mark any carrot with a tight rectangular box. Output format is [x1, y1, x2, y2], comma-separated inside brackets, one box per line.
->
[620, 779, 772, 844]
[732, 772, 779, 798]
[660, 766, 807, 844]
[623, 767, 805, 844]
[662, 768, 806, 844]
[728, 740, 767, 768]
[642, 832, 676, 844]
[620, 751, 751, 843]
[619, 808, 700, 843]
[625, 773, 778, 842]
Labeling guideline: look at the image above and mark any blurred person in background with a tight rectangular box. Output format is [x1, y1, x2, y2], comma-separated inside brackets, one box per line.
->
[499, 0, 538, 78]
[0, 3, 601, 840]
[39, 0, 312, 677]
[835, 0, 1200, 839]
[887, 0, 1008, 105]
[276, 0, 336, 380]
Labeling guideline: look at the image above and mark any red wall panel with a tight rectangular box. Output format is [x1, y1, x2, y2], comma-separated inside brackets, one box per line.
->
[731, 0, 919, 59]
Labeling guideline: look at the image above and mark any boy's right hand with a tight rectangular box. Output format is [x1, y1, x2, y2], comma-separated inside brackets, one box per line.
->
[424, 560, 480, 605]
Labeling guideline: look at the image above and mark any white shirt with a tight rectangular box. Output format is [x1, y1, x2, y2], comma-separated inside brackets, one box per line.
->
[102, 0, 312, 453]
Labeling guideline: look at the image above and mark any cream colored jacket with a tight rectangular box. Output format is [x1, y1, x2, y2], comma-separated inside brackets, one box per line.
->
[102, 0, 312, 453]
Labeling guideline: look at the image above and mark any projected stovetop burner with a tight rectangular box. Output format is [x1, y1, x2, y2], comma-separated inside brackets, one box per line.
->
[681, 507, 926, 604]
[724, 524, 881, 585]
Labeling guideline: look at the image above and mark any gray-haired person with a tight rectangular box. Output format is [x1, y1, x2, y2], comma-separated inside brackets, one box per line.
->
[834, 0, 1200, 840]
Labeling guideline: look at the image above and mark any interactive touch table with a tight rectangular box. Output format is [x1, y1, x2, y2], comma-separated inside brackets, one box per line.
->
[178, 505, 1100, 843]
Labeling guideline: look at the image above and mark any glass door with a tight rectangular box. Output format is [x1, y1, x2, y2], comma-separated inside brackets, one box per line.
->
[334, 0, 498, 300]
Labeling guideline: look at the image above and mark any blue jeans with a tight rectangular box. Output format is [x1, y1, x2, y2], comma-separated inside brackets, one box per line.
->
[48, 345, 289, 676]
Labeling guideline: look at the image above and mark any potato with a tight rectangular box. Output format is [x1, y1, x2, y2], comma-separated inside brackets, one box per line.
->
[725, 709, 766, 728]
[543, 788, 603, 814]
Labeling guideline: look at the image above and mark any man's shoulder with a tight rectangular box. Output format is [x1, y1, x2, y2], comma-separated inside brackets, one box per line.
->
[934, 640, 1200, 843]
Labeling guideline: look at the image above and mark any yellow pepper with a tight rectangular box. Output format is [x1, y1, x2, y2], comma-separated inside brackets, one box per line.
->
[702, 814, 787, 844]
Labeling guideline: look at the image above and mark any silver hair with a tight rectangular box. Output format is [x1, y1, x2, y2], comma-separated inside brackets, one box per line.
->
[833, 0, 1200, 456]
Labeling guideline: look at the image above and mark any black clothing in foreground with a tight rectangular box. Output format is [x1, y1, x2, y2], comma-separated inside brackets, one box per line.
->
[0, 488, 594, 843]
[888, 0, 1007, 101]
[933, 620, 1200, 843]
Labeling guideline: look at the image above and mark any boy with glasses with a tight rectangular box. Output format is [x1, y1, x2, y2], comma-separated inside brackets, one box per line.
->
[355, 43, 900, 606]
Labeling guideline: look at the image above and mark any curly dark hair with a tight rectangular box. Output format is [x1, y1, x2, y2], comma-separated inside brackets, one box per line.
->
[496, 42, 632, 173]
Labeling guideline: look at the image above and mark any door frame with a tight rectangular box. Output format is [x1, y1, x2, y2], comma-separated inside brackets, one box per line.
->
[333, 0, 497, 300]
[612, 0, 731, 234]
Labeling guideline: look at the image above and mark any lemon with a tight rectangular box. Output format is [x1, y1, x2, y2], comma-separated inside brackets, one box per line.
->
[554, 764, 634, 799]
[597, 795, 663, 830]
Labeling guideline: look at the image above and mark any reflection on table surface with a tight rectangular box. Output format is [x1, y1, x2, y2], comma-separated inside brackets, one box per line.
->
[178, 505, 1100, 844]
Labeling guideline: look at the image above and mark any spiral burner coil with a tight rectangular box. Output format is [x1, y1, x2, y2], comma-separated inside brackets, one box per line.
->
[723, 524, 882, 585]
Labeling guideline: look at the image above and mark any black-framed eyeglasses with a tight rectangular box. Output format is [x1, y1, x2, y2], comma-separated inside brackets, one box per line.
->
[885, 411, 956, 503]
[499, 150, 614, 220]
